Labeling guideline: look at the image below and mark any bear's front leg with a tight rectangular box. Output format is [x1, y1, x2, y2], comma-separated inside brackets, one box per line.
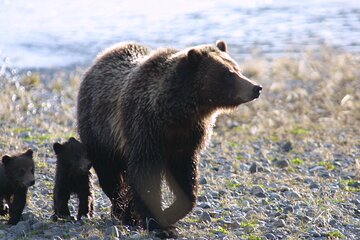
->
[164, 156, 197, 225]
[8, 189, 27, 225]
[53, 185, 71, 220]
[77, 187, 94, 220]
[128, 166, 167, 231]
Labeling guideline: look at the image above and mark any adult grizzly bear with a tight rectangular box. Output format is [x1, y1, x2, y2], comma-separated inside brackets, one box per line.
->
[78, 41, 262, 236]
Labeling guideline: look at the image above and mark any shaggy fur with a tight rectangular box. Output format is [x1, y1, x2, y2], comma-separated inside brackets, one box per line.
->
[0, 149, 35, 225]
[77, 40, 261, 236]
[52, 137, 94, 221]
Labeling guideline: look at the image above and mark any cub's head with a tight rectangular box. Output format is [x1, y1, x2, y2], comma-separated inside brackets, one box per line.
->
[185, 40, 262, 111]
[53, 137, 91, 174]
[2, 149, 35, 189]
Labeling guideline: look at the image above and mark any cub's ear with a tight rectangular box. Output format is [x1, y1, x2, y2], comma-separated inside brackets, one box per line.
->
[69, 137, 78, 143]
[53, 143, 63, 154]
[2, 155, 12, 165]
[216, 40, 227, 52]
[187, 48, 202, 65]
[25, 149, 33, 158]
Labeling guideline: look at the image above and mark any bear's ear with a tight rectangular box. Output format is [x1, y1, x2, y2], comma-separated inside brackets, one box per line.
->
[53, 143, 63, 154]
[2, 155, 12, 165]
[216, 40, 227, 52]
[25, 149, 33, 158]
[187, 49, 202, 65]
[69, 137, 77, 143]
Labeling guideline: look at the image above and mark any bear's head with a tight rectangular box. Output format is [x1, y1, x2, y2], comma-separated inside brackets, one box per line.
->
[185, 40, 262, 112]
[2, 149, 35, 189]
[53, 137, 91, 174]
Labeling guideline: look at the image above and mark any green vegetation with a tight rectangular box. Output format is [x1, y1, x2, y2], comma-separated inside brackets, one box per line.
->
[327, 230, 346, 239]
[291, 158, 305, 165]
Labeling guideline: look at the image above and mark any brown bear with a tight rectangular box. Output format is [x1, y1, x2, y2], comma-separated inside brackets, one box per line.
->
[77, 40, 261, 237]
[0, 149, 35, 225]
[52, 137, 94, 221]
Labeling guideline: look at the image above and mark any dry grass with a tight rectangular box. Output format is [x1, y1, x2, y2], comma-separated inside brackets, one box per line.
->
[0, 46, 359, 239]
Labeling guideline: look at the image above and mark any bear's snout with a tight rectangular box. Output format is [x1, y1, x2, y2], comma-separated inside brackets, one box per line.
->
[252, 85, 262, 98]
[29, 180, 35, 186]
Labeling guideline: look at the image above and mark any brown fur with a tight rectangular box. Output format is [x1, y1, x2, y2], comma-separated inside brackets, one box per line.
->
[77, 40, 261, 237]
[0, 149, 35, 225]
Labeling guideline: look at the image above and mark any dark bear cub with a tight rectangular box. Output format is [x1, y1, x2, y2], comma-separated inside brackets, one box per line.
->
[0, 149, 35, 225]
[52, 137, 94, 221]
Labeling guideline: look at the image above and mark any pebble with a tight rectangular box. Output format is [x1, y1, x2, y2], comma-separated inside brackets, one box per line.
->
[242, 200, 250, 208]
[9, 221, 31, 235]
[281, 141, 293, 152]
[250, 185, 266, 198]
[283, 206, 294, 214]
[198, 202, 211, 209]
[265, 233, 277, 239]
[200, 211, 212, 222]
[249, 162, 258, 173]
[309, 182, 320, 189]
[274, 159, 289, 168]
[199, 177, 207, 184]
[309, 166, 325, 173]
[105, 226, 119, 238]
[273, 219, 286, 228]
[0, 230, 6, 237]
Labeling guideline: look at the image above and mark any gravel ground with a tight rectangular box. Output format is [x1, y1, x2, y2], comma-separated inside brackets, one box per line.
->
[0, 48, 359, 239]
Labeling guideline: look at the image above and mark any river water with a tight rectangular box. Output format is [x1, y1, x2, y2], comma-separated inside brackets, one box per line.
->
[0, 0, 359, 69]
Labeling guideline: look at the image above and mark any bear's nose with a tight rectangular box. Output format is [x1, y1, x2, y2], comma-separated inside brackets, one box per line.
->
[253, 85, 262, 98]
[30, 180, 35, 186]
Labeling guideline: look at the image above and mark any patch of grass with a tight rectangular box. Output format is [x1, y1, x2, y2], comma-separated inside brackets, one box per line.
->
[290, 126, 310, 135]
[226, 180, 241, 189]
[186, 217, 199, 223]
[291, 157, 305, 165]
[212, 226, 229, 235]
[37, 161, 48, 169]
[319, 161, 337, 171]
[228, 141, 238, 147]
[22, 72, 41, 88]
[327, 230, 346, 239]
[240, 219, 258, 228]
[11, 127, 33, 135]
[243, 234, 263, 240]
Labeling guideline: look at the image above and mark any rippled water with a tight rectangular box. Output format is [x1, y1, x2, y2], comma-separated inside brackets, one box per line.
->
[0, 0, 359, 69]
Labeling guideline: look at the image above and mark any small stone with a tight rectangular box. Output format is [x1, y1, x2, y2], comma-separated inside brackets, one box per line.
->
[283, 206, 294, 214]
[273, 219, 286, 228]
[250, 186, 266, 198]
[198, 202, 211, 209]
[328, 219, 338, 226]
[249, 162, 258, 173]
[282, 141, 293, 152]
[309, 166, 325, 173]
[284, 190, 300, 199]
[200, 211, 211, 222]
[310, 182, 320, 189]
[199, 177, 207, 185]
[246, 210, 257, 218]
[105, 226, 119, 238]
[0, 230, 6, 237]
[53, 236, 63, 240]
[31, 221, 49, 231]
[269, 193, 281, 200]
[197, 195, 208, 202]
[274, 159, 289, 168]
[309, 229, 321, 237]
[9, 221, 31, 235]
[242, 200, 250, 208]
[265, 233, 277, 239]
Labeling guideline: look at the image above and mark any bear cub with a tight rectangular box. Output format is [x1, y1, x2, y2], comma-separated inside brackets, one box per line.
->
[52, 137, 94, 221]
[0, 149, 35, 225]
